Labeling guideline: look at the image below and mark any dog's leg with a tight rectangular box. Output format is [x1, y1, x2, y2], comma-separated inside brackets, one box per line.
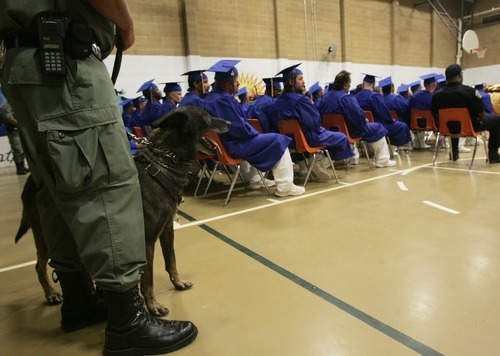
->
[140, 237, 169, 317]
[159, 224, 193, 291]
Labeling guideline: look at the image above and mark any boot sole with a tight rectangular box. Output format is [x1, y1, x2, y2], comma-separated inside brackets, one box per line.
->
[103, 326, 198, 355]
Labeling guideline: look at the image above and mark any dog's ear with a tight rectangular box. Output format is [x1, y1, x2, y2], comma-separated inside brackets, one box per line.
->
[151, 107, 190, 129]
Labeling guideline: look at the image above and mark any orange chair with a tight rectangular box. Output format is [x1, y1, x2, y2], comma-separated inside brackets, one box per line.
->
[247, 118, 264, 133]
[202, 131, 270, 206]
[363, 110, 375, 123]
[277, 119, 339, 187]
[410, 109, 439, 149]
[390, 110, 399, 121]
[433, 108, 488, 169]
[322, 114, 372, 168]
[132, 126, 145, 138]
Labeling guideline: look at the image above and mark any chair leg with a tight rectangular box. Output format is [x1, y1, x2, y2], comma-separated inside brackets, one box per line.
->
[360, 141, 372, 168]
[482, 133, 489, 163]
[322, 150, 339, 183]
[257, 171, 271, 196]
[224, 164, 241, 206]
[194, 161, 208, 197]
[302, 153, 316, 188]
[469, 137, 479, 170]
[204, 162, 220, 196]
[432, 134, 441, 166]
[386, 137, 393, 159]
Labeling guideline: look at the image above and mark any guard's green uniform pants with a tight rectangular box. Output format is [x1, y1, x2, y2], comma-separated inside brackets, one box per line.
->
[1, 48, 146, 292]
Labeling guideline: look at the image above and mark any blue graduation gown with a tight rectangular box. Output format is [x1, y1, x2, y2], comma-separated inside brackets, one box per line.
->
[270, 92, 353, 160]
[178, 92, 204, 108]
[355, 89, 412, 146]
[141, 101, 171, 126]
[246, 95, 275, 133]
[382, 93, 411, 125]
[319, 89, 387, 143]
[480, 91, 493, 115]
[121, 112, 134, 128]
[409, 90, 433, 110]
[202, 89, 291, 171]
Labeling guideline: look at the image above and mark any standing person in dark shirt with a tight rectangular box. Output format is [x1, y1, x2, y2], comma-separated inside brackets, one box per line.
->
[432, 64, 500, 163]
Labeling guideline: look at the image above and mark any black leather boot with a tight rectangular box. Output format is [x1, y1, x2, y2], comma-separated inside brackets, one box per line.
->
[15, 162, 29, 175]
[54, 270, 107, 332]
[103, 286, 197, 356]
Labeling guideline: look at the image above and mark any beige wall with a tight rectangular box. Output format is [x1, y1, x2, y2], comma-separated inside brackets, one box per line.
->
[124, 0, 498, 69]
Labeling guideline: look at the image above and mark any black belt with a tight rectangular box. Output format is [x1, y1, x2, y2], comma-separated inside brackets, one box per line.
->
[4, 32, 39, 49]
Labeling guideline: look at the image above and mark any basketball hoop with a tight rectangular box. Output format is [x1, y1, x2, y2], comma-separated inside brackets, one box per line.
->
[470, 47, 487, 59]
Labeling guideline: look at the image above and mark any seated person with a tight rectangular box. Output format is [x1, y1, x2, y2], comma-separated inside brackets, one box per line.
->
[162, 82, 183, 113]
[307, 81, 324, 109]
[355, 74, 412, 148]
[202, 60, 305, 197]
[178, 70, 209, 107]
[119, 97, 136, 128]
[247, 77, 283, 133]
[380, 77, 410, 126]
[475, 82, 493, 115]
[268, 63, 353, 178]
[236, 87, 250, 116]
[432, 64, 500, 163]
[319, 70, 395, 168]
[137, 79, 171, 126]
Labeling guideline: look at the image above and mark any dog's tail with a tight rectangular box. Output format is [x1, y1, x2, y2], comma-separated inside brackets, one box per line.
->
[14, 208, 31, 243]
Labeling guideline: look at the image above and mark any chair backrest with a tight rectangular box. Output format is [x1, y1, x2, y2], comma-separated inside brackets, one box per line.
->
[363, 110, 375, 123]
[438, 108, 480, 137]
[203, 131, 244, 165]
[390, 110, 399, 121]
[322, 114, 359, 143]
[410, 109, 438, 131]
[277, 119, 325, 154]
[247, 118, 264, 133]
[133, 126, 145, 137]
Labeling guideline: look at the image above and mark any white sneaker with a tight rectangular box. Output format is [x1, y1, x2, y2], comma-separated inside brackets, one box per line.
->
[274, 184, 305, 197]
[375, 160, 396, 168]
[458, 146, 471, 153]
[311, 162, 331, 182]
[249, 178, 276, 190]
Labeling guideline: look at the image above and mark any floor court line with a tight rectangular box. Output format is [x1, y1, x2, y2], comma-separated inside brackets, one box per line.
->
[177, 209, 444, 356]
[422, 200, 460, 214]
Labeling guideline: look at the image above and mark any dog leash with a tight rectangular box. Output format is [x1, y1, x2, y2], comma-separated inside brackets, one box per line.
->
[111, 35, 123, 85]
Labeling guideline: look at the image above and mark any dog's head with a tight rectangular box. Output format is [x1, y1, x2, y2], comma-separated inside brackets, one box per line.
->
[150, 106, 230, 155]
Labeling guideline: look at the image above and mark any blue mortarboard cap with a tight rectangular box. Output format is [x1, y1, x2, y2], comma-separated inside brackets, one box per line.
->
[132, 96, 145, 107]
[474, 82, 485, 90]
[236, 87, 247, 97]
[119, 97, 135, 109]
[207, 60, 240, 81]
[162, 82, 182, 93]
[437, 74, 446, 83]
[396, 84, 408, 94]
[379, 76, 392, 89]
[262, 77, 283, 89]
[420, 73, 437, 85]
[276, 63, 303, 81]
[308, 81, 322, 95]
[349, 88, 357, 95]
[181, 70, 208, 82]
[409, 80, 421, 93]
[362, 73, 378, 84]
[137, 79, 157, 94]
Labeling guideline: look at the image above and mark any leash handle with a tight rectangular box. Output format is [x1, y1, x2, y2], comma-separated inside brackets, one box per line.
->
[111, 34, 123, 85]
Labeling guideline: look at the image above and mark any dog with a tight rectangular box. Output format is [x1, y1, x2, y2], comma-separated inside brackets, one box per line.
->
[15, 106, 230, 317]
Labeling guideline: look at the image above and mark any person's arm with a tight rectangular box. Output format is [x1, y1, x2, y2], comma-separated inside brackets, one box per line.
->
[89, 0, 134, 50]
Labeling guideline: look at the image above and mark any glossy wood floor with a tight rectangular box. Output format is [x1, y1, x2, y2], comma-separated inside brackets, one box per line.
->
[1, 144, 500, 356]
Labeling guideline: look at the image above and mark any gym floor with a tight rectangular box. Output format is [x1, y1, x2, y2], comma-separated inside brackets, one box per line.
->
[1, 143, 499, 356]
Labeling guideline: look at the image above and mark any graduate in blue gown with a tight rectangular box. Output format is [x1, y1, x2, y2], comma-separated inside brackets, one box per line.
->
[475, 82, 493, 115]
[269, 64, 353, 161]
[236, 87, 249, 117]
[137, 79, 171, 126]
[119, 97, 136, 128]
[319, 70, 395, 168]
[355, 74, 412, 147]
[307, 81, 324, 110]
[162, 82, 182, 113]
[247, 77, 283, 133]
[178, 70, 209, 108]
[202, 60, 304, 197]
[380, 77, 411, 126]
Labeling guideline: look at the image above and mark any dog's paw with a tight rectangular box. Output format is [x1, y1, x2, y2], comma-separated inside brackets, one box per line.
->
[147, 302, 169, 317]
[45, 291, 63, 305]
[173, 280, 193, 291]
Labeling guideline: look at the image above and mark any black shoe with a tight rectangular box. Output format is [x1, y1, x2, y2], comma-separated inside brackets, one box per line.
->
[450, 151, 459, 161]
[15, 162, 29, 175]
[54, 270, 108, 332]
[103, 286, 197, 356]
[488, 154, 500, 164]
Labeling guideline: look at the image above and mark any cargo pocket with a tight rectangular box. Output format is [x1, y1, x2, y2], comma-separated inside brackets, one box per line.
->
[46, 127, 98, 194]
